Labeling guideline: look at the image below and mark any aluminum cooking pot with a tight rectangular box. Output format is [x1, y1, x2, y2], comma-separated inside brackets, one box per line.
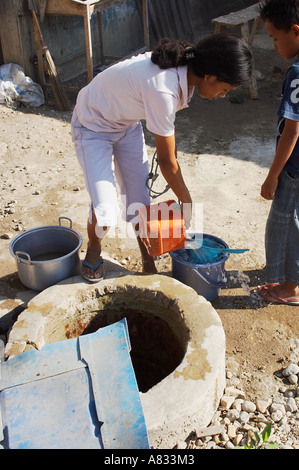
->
[9, 217, 83, 291]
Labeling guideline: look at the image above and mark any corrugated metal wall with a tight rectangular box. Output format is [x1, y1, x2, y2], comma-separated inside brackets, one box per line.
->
[144, 0, 256, 43]
[48, 0, 257, 81]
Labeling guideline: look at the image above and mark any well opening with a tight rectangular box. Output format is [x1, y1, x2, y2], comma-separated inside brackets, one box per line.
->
[82, 307, 186, 393]
[63, 285, 190, 393]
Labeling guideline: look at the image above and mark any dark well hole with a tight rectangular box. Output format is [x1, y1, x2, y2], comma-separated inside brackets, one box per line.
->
[82, 307, 187, 393]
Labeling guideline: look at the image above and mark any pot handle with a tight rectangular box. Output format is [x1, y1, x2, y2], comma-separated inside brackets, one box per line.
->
[191, 267, 226, 289]
[15, 251, 32, 264]
[59, 216, 72, 228]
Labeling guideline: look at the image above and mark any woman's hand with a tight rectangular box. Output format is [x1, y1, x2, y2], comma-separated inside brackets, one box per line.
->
[180, 202, 192, 229]
[154, 133, 192, 227]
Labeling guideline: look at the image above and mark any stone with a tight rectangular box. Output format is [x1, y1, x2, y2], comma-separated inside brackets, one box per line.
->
[195, 425, 224, 439]
[221, 417, 230, 426]
[224, 386, 246, 398]
[285, 397, 298, 413]
[271, 410, 283, 423]
[284, 389, 296, 398]
[256, 399, 271, 414]
[270, 402, 286, 414]
[233, 434, 244, 446]
[225, 440, 235, 449]
[280, 443, 295, 449]
[242, 400, 256, 413]
[213, 435, 221, 445]
[288, 374, 298, 385]
[206, 441, 216, 449]
[220, 431, 229, 443]
[283, 363, 299, 377]
[227, 424, 236, 439]
[227, 409, 240, 422]
[2, 232, 13, 239]
[239, 411, 250, 424]
[220, 395, 235, 410]
[253, 414, 269, 424]
[232, 398, 243, 411]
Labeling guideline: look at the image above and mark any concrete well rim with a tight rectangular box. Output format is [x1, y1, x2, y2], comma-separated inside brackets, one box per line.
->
[5, 272, 226, 448]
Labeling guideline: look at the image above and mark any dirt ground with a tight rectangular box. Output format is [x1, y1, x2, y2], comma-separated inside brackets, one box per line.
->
[0, 26, 299, 403]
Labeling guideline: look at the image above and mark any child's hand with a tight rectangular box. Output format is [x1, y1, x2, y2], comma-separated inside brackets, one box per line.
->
[260, 175, 278, 200]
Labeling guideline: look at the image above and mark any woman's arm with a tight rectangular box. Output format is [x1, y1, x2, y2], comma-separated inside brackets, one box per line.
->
[154, 133, 192, 227]
[154, 133, 192, 203]
[261, 118, 299, 200]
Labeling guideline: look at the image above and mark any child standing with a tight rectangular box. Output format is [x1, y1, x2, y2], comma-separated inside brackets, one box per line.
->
[258, 0, 299, 304]
[71, 34, 252, 282]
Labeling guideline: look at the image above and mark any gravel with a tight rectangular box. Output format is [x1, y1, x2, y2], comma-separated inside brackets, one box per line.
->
[175, 362, 299, 450]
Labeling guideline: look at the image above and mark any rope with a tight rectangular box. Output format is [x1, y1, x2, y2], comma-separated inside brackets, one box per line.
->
[146, 151, 170, 199]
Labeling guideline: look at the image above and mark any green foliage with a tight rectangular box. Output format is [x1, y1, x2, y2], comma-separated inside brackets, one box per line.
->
[235, 423, 279, 449]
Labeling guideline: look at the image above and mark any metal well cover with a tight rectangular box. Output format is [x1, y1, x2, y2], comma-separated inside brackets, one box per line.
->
[0, 319, 149, 449]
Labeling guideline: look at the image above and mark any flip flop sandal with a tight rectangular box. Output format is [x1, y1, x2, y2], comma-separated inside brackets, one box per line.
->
[256, 284, 299, 306]
[81, 258, 104, 283]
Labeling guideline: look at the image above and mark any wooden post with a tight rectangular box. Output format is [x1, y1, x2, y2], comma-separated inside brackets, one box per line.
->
[83, 5, 94, 82]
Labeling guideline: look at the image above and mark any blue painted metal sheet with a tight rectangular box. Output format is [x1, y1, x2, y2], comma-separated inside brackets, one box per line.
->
[80, 321, 146, 449]
[0, 319, 150, 449]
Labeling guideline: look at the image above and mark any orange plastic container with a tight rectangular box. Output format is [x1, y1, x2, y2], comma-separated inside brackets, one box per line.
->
[138, 200, 186, 256]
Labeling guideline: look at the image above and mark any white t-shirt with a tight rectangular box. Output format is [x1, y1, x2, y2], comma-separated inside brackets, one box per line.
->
[75, 51, 194, 137]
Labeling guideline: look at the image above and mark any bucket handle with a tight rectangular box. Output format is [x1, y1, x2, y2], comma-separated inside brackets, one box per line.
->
[191, 267, 226, 289]
[59, 216, 72, 228]
[15, 251, 32, 265]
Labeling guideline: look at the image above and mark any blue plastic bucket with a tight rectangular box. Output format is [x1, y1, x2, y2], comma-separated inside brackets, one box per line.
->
[170, 233, 228, 301]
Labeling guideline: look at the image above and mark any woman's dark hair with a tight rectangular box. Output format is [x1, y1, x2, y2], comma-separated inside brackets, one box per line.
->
[151, 34, 253, 86]
[260, 0, 299, 31]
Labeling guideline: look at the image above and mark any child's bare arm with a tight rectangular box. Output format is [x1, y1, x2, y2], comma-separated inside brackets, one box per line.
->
[261, 118, 299, 200]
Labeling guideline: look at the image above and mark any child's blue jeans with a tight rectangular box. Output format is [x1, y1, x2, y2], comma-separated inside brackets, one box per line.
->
[265, 169, 299, 285]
